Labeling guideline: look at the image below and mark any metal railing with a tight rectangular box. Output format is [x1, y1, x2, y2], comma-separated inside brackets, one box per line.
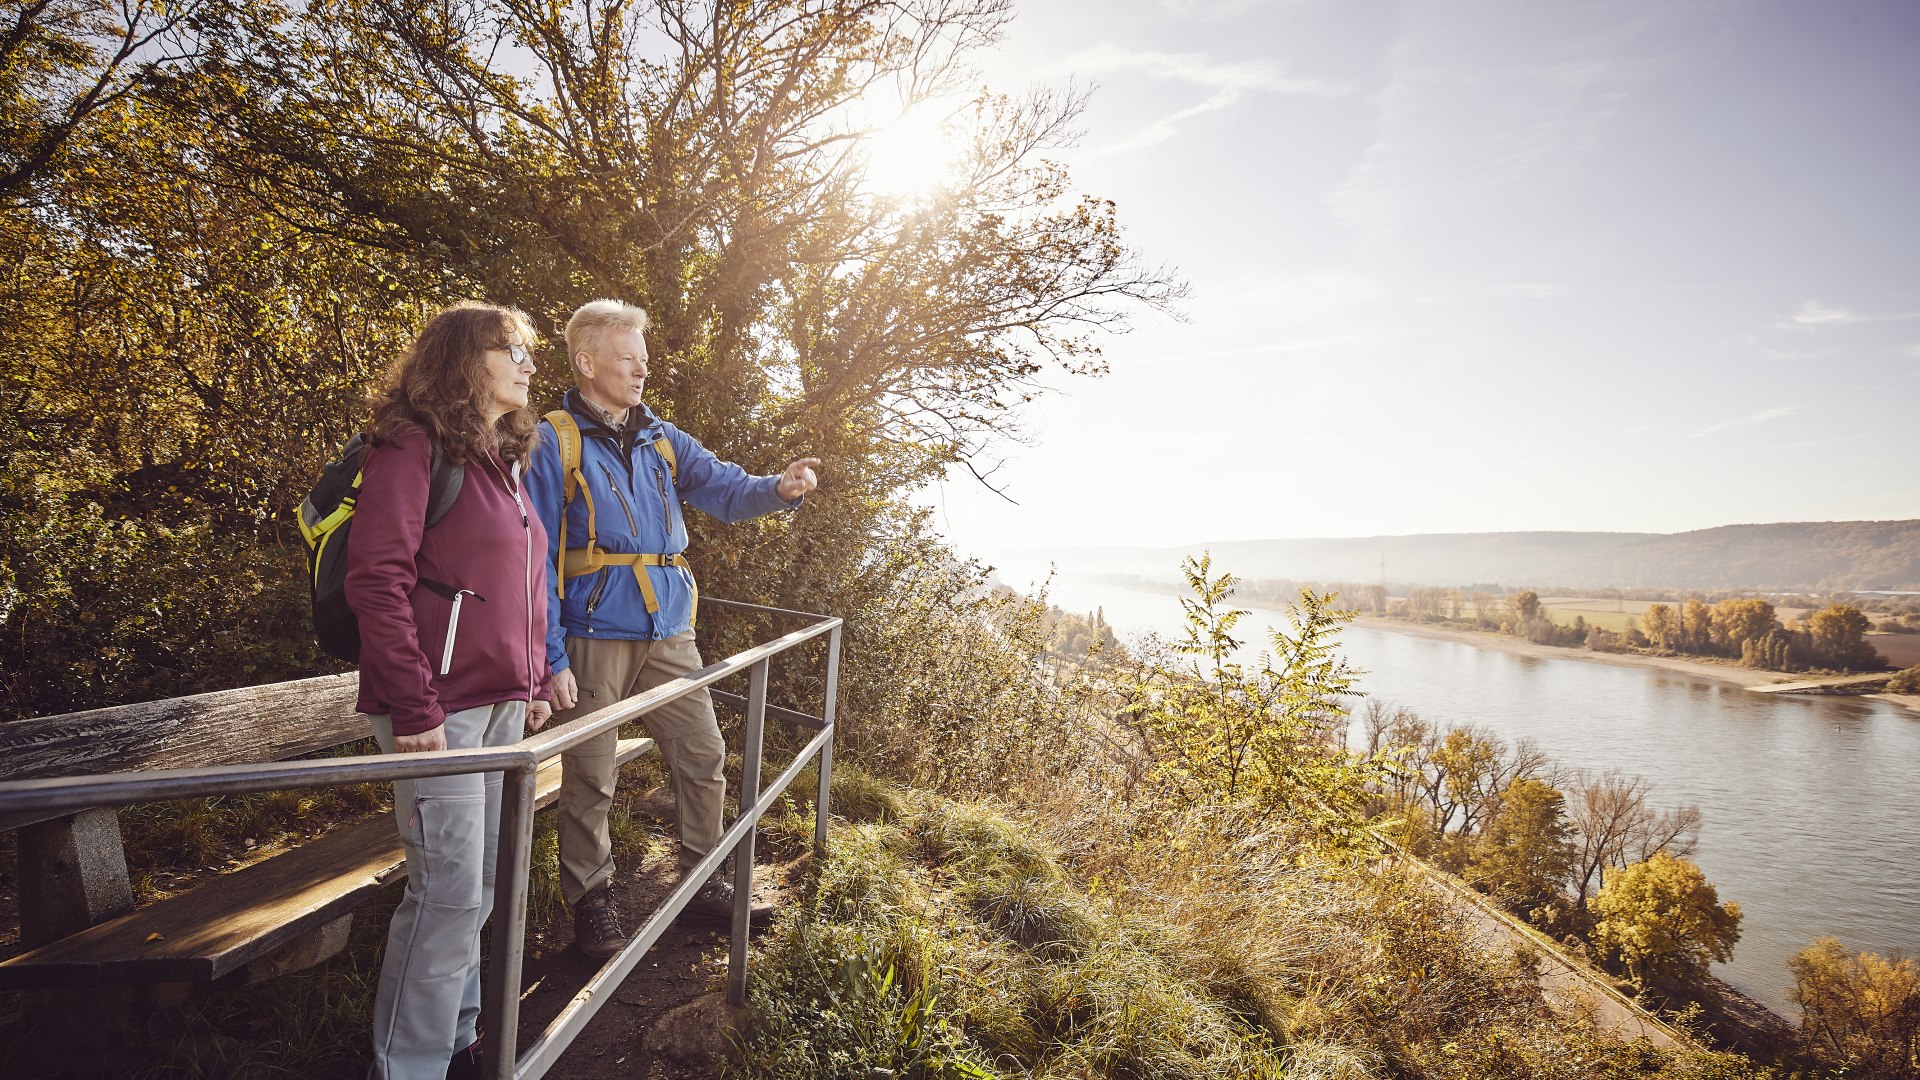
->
[0, 597, 842, 1080]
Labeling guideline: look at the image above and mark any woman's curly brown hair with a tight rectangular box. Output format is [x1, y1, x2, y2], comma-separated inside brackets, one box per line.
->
[370, 302, 541, 464]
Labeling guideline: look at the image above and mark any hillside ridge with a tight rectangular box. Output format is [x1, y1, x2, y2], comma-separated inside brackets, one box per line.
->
[987, 519, 1920, 592]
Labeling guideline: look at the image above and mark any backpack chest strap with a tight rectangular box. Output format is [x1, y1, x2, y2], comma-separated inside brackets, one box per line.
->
[561, 549, 698, 626]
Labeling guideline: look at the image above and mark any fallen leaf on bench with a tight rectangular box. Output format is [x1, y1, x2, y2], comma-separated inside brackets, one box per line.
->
[145, 932, 165, 942]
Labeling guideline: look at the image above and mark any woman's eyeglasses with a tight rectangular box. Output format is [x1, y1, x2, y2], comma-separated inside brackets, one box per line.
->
[489, 343, 534, 367]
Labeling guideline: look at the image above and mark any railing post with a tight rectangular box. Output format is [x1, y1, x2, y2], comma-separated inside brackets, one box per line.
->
[815, 625, 841, 857]
[726, 658, 769, 1006]
[485, 758, 538, 1080]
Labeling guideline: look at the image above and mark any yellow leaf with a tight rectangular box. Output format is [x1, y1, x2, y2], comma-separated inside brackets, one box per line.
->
[145, 932, 164, 942]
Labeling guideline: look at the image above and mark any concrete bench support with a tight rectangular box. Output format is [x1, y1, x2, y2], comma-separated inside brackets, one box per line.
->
[18, 808, 135, 948]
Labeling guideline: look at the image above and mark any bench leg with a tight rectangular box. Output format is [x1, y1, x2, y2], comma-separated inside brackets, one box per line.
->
[18, 807, 135, 947]
[247, 912, 354, 982]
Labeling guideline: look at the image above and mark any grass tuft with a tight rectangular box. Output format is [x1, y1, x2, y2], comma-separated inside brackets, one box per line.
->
[830, 762, 908, 824]
[960, 872, 1101, 959]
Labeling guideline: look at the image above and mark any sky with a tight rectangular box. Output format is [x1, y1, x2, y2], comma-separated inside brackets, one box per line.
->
[917, 0, 1919, 554]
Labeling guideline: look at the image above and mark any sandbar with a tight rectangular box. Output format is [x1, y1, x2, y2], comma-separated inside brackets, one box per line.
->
[1346, 617, 1920, 718]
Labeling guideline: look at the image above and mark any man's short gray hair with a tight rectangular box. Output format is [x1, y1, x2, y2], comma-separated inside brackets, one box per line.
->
[565, 299, 651, 361]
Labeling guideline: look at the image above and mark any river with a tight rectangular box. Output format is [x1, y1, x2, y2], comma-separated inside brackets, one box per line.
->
[1001, 564, 1920, 1019]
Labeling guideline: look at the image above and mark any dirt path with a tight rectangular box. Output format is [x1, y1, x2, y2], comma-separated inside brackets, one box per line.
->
[509, 797, 801, 1079]
[1384, 849, 1693, 1050]
[511, 845, 735, 1080]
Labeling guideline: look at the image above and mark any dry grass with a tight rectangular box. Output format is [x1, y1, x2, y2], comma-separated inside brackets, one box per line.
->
[737, 768, 1770, 1080]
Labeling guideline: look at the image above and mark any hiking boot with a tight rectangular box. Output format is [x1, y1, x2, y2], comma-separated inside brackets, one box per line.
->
[446, 1038, 483, 1080]
[677, 872, 777, 931]
[572, 883, 629, 960]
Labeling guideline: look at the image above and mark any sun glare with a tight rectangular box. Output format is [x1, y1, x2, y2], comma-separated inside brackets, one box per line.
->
[860, 108, 958, 197]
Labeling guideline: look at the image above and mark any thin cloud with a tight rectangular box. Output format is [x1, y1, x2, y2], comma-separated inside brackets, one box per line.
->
[1410, 282, 1564, 303]
[1488, 282, 1564, 299]
[1154, 0, 1300, 20]
[1328, 3, 1733, 239]
[1780, 300, 1920, 329]
[1139, 329, 1418, 366]
[1048, 43, 1351, 156]
[1755, 430, 1889, 454]
[1756, 346, 1840, 362]
[1691, 406, 1796, 439]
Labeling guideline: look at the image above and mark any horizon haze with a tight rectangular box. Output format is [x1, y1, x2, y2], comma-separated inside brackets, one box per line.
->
[981, 518, 1920, 593]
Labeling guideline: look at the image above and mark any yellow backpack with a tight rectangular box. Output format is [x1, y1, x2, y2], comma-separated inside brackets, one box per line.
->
[544, 409, 695, 623]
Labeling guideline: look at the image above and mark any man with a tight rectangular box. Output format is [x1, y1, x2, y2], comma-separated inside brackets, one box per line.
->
[525, 298, 819, 959]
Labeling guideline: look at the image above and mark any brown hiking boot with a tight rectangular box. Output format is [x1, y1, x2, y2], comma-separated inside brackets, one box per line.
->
[676, 873, 777, 931]
[572, 883, 628, 960]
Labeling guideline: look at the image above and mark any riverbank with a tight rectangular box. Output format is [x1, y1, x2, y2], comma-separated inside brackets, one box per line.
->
[1347, 617, 1920, 718]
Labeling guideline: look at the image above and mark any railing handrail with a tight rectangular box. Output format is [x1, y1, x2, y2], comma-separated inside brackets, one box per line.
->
[0, 597, 845, 1080]
[0, 609, 841, 819]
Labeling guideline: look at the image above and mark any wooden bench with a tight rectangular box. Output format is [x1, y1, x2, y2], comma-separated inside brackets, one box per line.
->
[0, 674, 654, 998]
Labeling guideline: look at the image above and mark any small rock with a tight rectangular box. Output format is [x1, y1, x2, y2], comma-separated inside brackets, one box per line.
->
[650, 992, 746, 1069]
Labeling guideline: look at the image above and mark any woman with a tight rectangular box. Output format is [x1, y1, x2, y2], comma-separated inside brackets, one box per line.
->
[346, 302, 554, 1080]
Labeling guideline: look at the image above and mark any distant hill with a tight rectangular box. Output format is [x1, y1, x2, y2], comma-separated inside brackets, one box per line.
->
[985, 520, 1920, 593]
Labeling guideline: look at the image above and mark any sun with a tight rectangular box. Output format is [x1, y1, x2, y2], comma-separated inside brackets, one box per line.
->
[860, 107, 959, 197]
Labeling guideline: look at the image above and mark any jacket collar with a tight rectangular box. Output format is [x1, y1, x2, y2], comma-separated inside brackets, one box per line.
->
[564, 388, 664, 440]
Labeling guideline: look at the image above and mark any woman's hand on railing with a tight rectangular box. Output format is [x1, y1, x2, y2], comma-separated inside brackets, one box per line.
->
[393, 726, 447, 754]
[527, 698, 553, 732]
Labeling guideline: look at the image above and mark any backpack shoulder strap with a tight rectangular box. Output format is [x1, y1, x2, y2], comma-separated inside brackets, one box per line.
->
[543, 408, 597, 600]
[423, 437, 465, 528]
[544, 409, 583, 501]
[651, 432, 677, 485]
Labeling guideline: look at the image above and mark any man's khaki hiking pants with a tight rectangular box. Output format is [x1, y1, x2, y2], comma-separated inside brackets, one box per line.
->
[552, 632, 726, 905]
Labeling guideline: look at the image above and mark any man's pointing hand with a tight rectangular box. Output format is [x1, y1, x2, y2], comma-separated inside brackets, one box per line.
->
[777, 458, 821, 501]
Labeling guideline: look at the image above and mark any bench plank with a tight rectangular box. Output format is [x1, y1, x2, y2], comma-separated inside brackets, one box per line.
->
[0, 736, 654, 989]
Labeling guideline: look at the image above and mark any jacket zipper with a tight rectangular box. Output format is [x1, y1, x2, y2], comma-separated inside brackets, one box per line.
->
[598, 461, 640, 532]
[498, 457, 535, 703]
[652, 461, 672, 548]
[588, 463, 634, 627]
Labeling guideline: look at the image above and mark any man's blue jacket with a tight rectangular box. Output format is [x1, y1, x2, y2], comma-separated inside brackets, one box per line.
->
[526, 389, 796, 673]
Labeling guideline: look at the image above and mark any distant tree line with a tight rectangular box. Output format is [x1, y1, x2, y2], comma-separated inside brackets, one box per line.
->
[1348, 583, 1887, 674]
[1636, 598, 1881, 672]
[1041, 604, 1120, 660]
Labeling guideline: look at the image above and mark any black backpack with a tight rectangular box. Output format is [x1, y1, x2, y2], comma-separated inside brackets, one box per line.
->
[296, 433, 465, 662]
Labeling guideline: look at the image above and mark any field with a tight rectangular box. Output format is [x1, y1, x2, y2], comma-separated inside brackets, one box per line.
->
[1539, 597, 1645, 633]
[1870, 632, 1920, 669]
[1540, 597, 1818, 634]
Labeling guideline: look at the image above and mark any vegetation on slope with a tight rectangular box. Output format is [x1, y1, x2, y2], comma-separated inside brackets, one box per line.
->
[722, 555, 1769, 1079]
[738, 774, 1764, 1080]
